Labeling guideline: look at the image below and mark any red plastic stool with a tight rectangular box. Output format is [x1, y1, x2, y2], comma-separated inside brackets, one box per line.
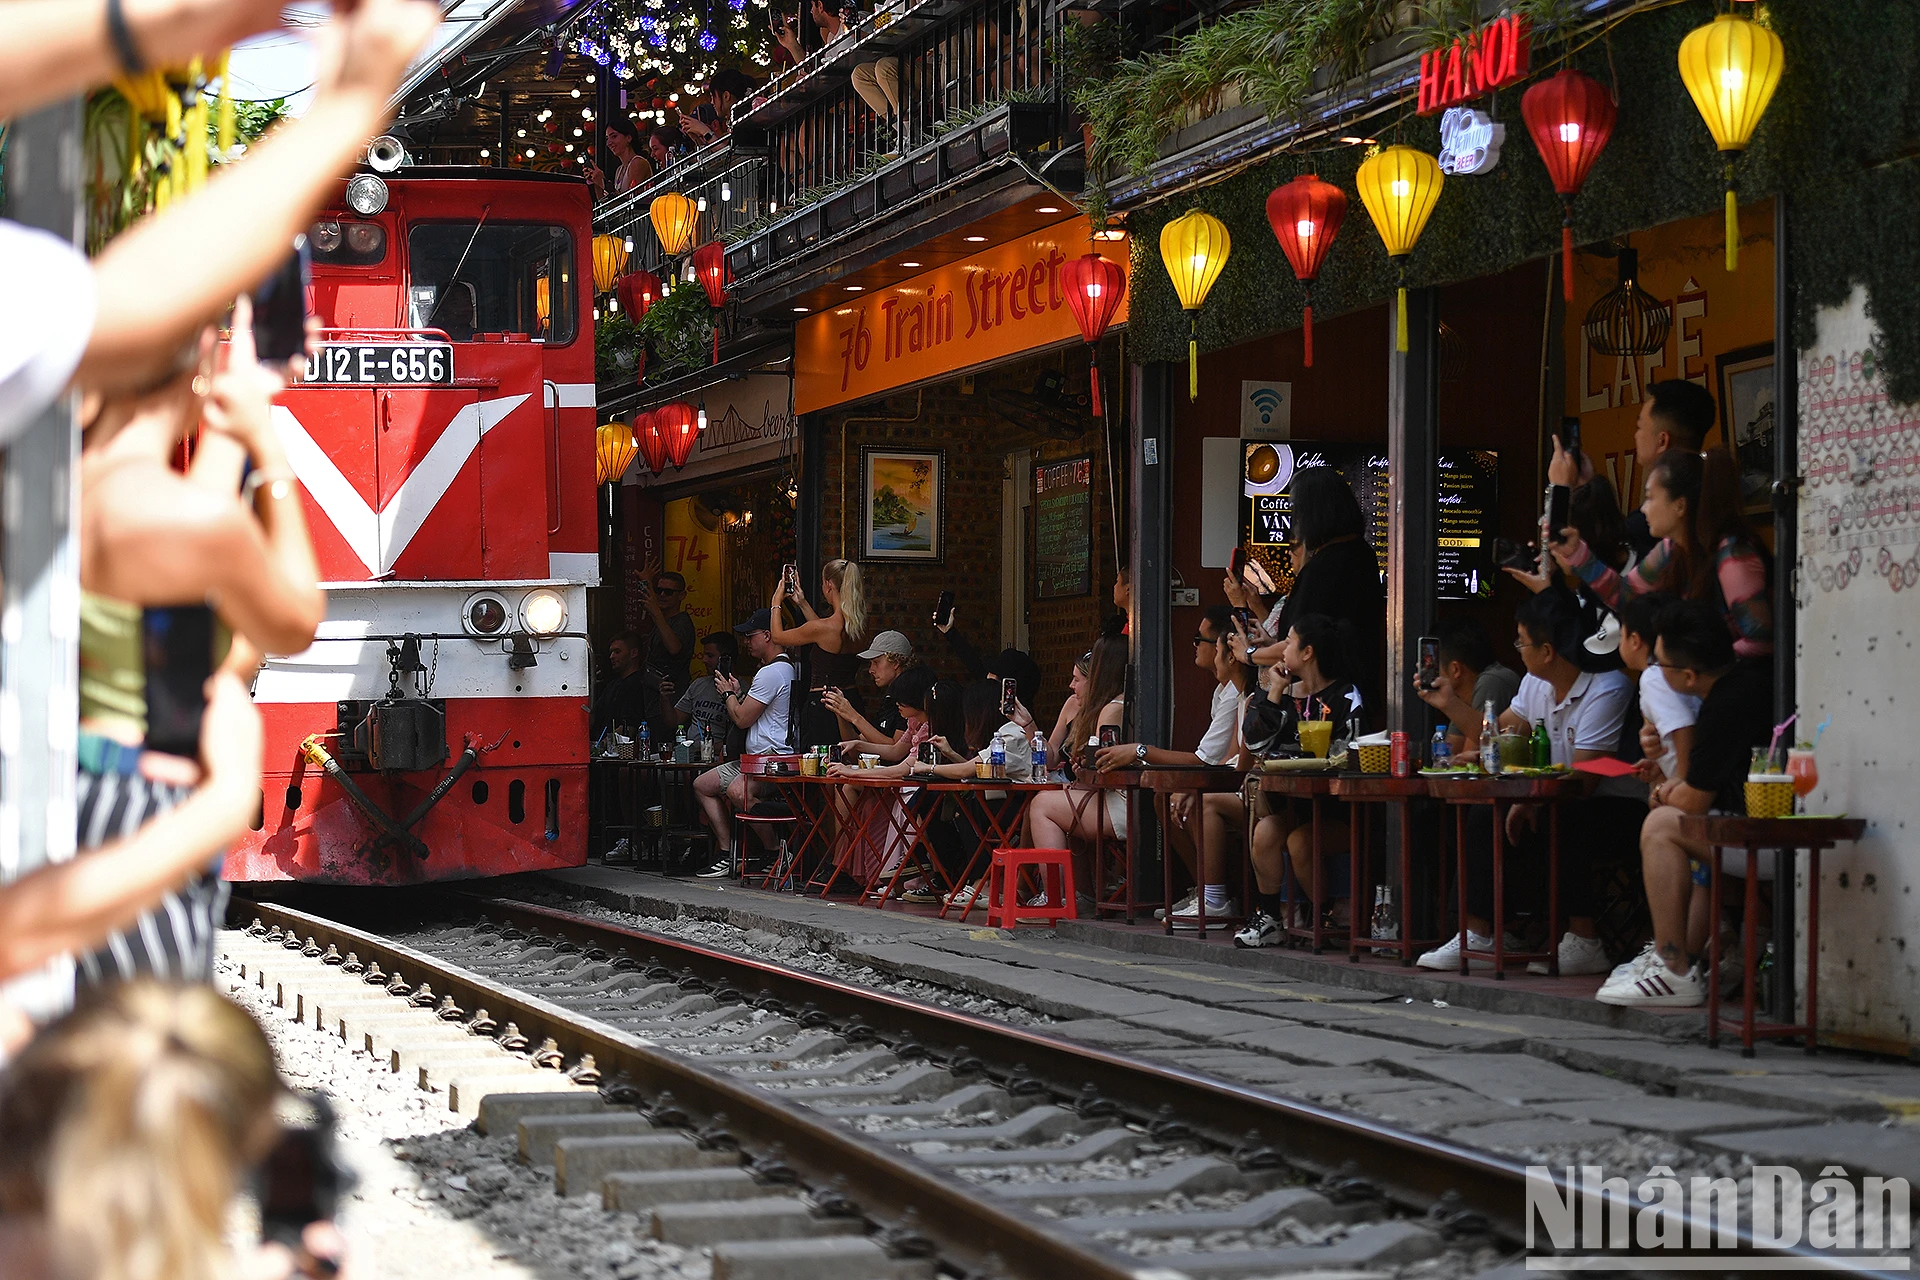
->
[985, 848, 1077, 929]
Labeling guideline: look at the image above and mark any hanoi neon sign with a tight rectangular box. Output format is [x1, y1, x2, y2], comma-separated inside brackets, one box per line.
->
[1417, 13, 1532, 115]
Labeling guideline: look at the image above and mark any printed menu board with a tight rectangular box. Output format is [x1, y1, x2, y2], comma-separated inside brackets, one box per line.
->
[1033, 455, 1093, 599]
[1242, 442, 1498, 600]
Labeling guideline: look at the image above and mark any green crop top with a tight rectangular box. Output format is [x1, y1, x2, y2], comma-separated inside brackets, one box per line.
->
[79, 591, 146, 742]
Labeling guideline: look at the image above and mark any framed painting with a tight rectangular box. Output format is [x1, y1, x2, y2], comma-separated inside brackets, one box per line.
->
[860, 447, 944, 562]
[1716, 342, 1775, 516]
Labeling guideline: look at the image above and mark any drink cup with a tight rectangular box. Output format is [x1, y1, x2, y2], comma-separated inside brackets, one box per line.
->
[1496, 731, 1530, 770]
[859, 754, 880, 770]
[800, 753, 818, 777]
[1744, 773, 1795, 819]
[1298, 720, 1333, 759]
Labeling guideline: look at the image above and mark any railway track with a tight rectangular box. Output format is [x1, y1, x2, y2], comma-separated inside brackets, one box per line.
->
[228, 892, 1849, 1279]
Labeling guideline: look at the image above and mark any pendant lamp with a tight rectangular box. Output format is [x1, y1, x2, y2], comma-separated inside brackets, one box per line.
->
[657, 401, 700, 468]
[591, 233, 629, 295]
[1677, 12, 1784, 271]
[596, 420, 638, 484]
[1157, 210, 1231, 401]
[691, 241, 728, 364]
[1264, 175, 1347, 367]
[650, 191, 699, 256]
[1520, 69, 1617, 301]
[616, 268, 661, 321]
[1060, 252, 1127, 417]
[1353, 146, 1443, 353]
[633, 409, 668, 474]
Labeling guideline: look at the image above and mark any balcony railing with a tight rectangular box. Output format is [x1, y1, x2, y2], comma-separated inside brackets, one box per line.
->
[593, 0, 1067, 292]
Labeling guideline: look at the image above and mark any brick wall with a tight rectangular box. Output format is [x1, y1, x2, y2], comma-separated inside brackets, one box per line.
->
[811, 349, 1117, 732]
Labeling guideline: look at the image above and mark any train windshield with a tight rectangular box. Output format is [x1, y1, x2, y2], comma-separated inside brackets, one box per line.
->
[405, 222, 575, 344]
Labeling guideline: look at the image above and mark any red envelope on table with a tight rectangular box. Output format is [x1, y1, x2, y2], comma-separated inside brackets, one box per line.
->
[1574, 757, 1637, 777]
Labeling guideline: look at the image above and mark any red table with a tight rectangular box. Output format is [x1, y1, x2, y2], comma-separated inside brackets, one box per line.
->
[927, 779, 1053, 921]
[1328, 774, 1435, 964]
[1425, 772, 1598, 977]
[1682, 814, 1866, 1056]
[1143, 766, 1250, 939]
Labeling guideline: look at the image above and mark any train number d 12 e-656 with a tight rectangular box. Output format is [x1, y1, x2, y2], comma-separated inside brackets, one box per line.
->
[305, 341, 454, 385]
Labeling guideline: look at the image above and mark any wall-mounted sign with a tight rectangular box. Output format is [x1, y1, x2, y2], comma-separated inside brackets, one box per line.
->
[1417, 13, 1531, 116]
[794, 216, 1129, 414]
[628, 373, 796, 487]
[1437, 107, 1505, 175]
[1033, 456, 1093, 599]
[1238, 380, 1292, 439]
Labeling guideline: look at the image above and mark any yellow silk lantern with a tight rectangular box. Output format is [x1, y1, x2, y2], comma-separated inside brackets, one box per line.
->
[591, 233, 629, 295]
[596, 420, 638, 484]
[649, 192, 699, 256]
[1678, 13, 1784, 271]
[1157, 210, 1231, 401]
[1354, 145, 1443, 353]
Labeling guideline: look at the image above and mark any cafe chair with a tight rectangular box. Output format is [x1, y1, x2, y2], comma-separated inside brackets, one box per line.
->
[731, 754, 800, 883]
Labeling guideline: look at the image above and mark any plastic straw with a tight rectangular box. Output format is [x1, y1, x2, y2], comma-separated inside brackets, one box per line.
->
[1814, 714, 1832, 746]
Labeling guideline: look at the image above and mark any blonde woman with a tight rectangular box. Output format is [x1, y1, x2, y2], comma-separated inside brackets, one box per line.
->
[771, 558, 868, 747]
[0, 981, 342, 1280]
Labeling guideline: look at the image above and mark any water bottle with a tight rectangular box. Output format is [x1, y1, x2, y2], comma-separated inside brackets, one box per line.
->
[1429, 725, 1450, 770]
[1370, 885, 1398, 951]
[989, 738, 1007, 780]
[1032, 734, 1047, 778]
[638, 722, 652, 757]
[1478, 702, 1499, 774]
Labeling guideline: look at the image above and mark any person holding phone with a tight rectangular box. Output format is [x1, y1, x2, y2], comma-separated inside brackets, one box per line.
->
[825, 630, 916, 759]
[771, 559, 868, 748]
[1416, 617, 1521, 753]
[666, 632, 741, 749]
[635, 567, 697, 696]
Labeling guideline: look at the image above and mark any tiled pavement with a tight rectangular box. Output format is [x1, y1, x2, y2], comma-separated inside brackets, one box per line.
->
[529, 867, 1920, 1182]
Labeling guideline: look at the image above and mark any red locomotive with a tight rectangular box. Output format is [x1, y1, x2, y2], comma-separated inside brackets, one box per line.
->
[224, 158, 598, 885]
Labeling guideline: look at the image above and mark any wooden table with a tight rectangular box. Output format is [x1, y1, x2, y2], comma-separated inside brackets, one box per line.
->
[1681, 814, 1866, 1055]
[1425, 772, 1598, 977]
[1256, 769, 1345, 953]
[1142, 766, 1250, 939]
[1329, 773, 1434, 964]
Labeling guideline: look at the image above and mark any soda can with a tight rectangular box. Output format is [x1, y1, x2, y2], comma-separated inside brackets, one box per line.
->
[1390, 731, 1410, 777]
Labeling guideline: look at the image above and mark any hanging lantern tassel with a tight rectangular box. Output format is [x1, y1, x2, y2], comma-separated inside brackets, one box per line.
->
[1302, 285, 1314, 368]
[1395, 269, 1409, 354]
[1724, 162, 1738, 272]
[1562, 199, 1576, 302]
[1088, 355, 1103, 419]
[1189, 315, 1200, 401]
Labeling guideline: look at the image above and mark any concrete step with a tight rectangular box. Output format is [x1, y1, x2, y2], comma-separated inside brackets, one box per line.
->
[554, 1133, 741, 1196]
[649, 1196, 863, 1247]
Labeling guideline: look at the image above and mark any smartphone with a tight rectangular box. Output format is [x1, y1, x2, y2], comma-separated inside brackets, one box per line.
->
[1556, 415, 1582, 458]
[1099, 724, 1120, 749]
[1547, 483, 1571, 538]
[143, 606, 221, 758]
[1417, 635, 1440, 691]
[1243, 555, 1277, 597]
[1227, 546, 1249, 586]
[717, 655, 734, 679]
[933, 589, 955, 629]
[257, 1092, 355, 1249]
[250, 235, 312, 364]
[1494, 537, 1539, 572]
[999, 676, 1018, 718]
[782, 563, 798, 592]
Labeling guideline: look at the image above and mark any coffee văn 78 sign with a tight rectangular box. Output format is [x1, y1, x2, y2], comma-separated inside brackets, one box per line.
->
[795, 216, 1129, 414]
[1417, 12, 1531, 116]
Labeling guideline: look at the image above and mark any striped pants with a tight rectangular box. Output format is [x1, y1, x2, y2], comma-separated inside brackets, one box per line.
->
[72, 768, 229, 988]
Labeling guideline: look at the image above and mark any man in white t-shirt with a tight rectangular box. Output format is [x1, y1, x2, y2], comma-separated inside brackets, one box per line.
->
[1099, 606, 1245, 926]
[692, 609, 796, 873]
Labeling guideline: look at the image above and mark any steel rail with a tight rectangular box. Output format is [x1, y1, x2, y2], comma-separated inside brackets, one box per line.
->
[239, 899, 1146, 1280]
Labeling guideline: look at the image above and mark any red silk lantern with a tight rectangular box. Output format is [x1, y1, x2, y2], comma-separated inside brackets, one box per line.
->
[633, 408, 668, 474]
[1059, 252, 1126, 417]
[657, 401, 700, 469]
[616, 268, 661, 320]
[1521, 69, 1617, 301]
[1264, 175, 1346, 367]
[690, 242, 728, 362]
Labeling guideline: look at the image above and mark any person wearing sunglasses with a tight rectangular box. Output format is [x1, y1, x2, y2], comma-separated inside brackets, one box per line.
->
[635, 567, 697, 699]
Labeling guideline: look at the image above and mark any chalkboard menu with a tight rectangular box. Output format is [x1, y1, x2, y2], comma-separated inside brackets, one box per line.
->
[1034, 456, 1093, 599]
[1242, 442, 1498, 601]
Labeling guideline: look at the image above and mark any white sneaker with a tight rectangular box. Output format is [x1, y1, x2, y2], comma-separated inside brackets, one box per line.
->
[1527, 932, 1613, 976]
[1170, 897, 1237, 929]
[1595, 950, 1706, 1007]
[1233, 911, 1282, 949]
[1607, 941, 1658, 983]
[1155, 891, 1197, 922]
[944, 881, 983, 910]
[1415, 930, 1525, 972]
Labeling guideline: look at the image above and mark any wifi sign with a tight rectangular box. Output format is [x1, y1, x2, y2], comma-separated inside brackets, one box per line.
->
[1240, 380, 1291, 439]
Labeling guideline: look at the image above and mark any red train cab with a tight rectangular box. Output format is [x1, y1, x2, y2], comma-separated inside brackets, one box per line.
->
[225, 164, 598, 885]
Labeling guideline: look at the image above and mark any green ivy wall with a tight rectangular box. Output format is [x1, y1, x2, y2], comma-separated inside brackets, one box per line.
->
[1120, 1, 1920, 401]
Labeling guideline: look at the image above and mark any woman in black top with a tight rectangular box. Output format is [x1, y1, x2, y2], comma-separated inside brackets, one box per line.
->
[1260, 467, 1385, 731]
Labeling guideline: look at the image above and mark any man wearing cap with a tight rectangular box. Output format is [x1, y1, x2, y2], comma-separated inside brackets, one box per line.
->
[824, 629, 917, 760]
[692, 608, 797, 875]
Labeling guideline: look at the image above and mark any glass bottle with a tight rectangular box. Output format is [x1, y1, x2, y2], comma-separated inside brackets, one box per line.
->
[1479, 702, 1500, 774]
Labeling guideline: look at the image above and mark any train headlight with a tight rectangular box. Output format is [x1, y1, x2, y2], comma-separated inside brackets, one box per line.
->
[463, 591, 511, 637]
[345, 174, 389, 216]
[520, 589, 567, 637]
